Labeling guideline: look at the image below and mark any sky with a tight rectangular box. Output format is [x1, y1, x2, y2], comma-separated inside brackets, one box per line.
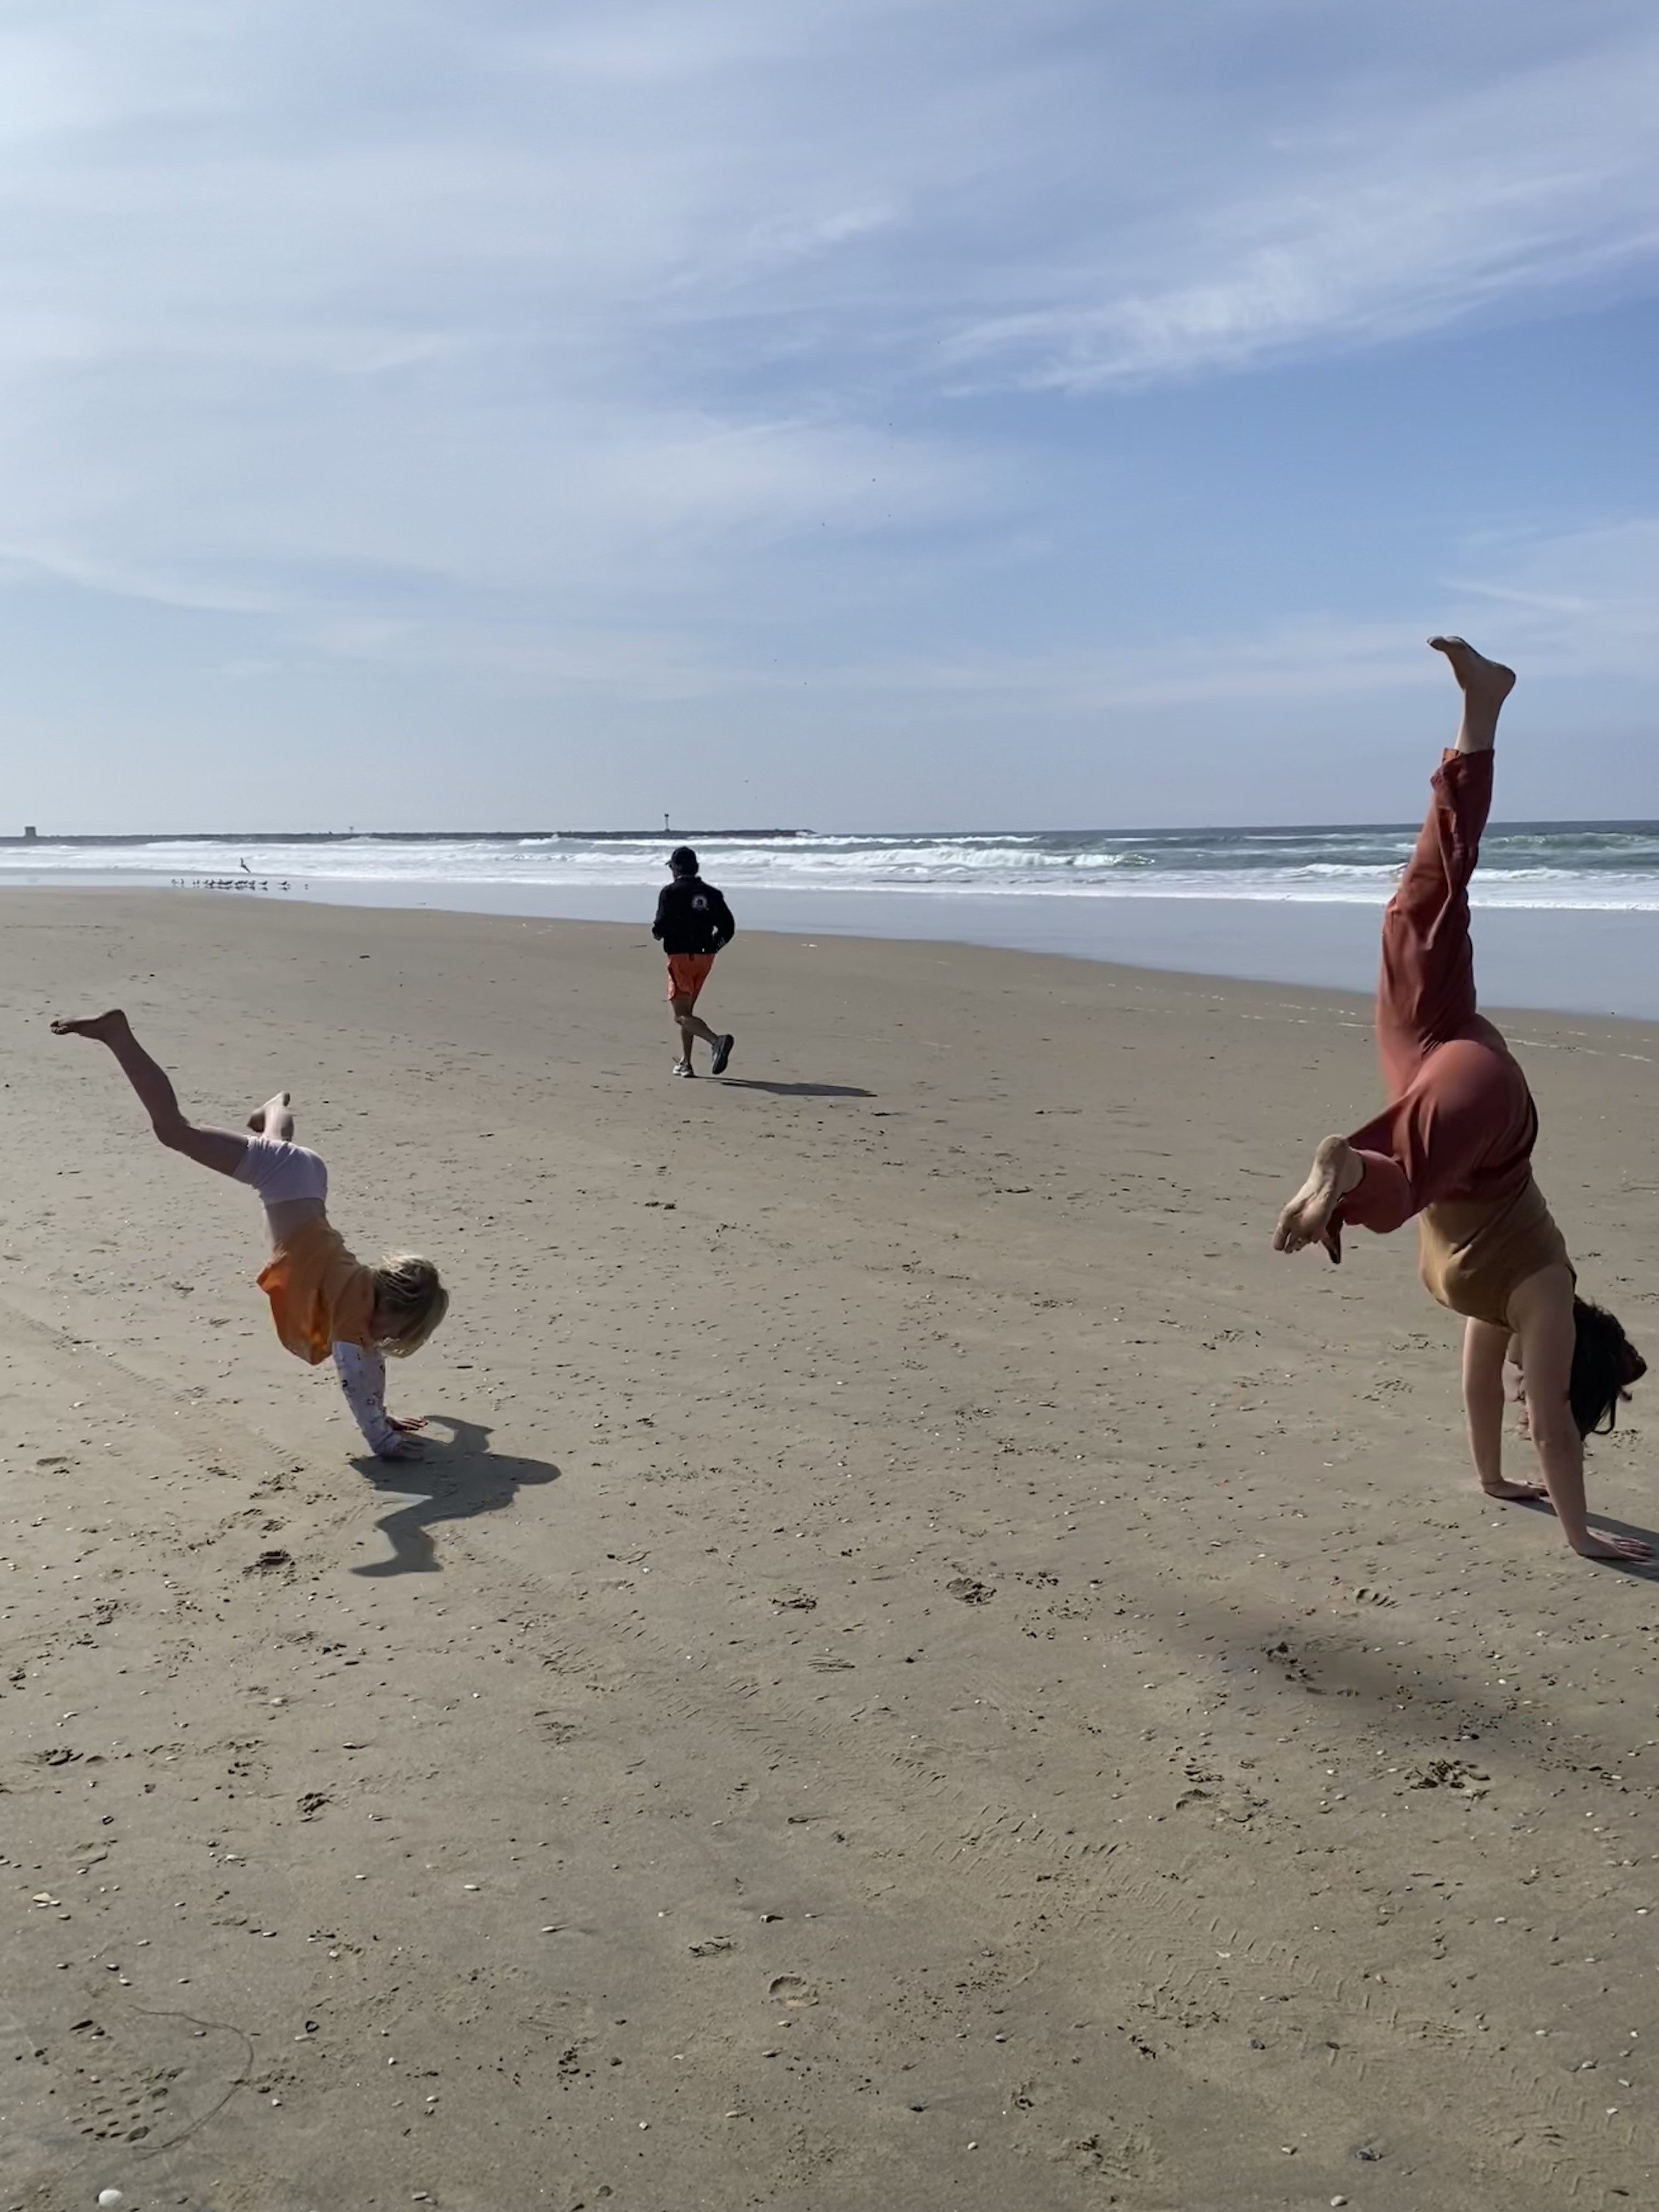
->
[2, 0, 1655, 833]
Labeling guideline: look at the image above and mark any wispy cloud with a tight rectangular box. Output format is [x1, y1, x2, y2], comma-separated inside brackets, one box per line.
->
[212, 515, 1654, 731]
[942, 31, 1659, 390]
[760, 516, 1659, 714]
[0, 2, 1652, 825]
[1444, 518, 1659, 677]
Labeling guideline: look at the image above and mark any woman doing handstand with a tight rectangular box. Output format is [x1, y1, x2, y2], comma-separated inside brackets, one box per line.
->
[1273, 639, 1647, 1563]
[52, 1011, 447, 1462]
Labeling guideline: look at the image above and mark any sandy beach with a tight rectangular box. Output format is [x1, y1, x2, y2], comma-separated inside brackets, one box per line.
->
[3, 887, 1656, 2212]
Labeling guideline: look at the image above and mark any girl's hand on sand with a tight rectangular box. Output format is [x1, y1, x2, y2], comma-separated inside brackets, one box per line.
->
[1573, 1533, 1652, 1564]
[387, 1415, 428, 1434]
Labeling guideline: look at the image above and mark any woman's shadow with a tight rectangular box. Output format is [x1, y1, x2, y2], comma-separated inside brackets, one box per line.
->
[350, 1414, 561, 1576]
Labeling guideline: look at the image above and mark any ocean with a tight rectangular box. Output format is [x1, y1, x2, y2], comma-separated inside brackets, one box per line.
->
[7, 822, 1659, 906]
[7, 823, 1659, 1019]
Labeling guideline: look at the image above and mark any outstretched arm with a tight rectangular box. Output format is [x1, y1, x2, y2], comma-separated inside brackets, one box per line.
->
[1462, 1318, 1540, 1499]
[1512, 1281, 1651, 1561]
[332, 1343, 427, 1460]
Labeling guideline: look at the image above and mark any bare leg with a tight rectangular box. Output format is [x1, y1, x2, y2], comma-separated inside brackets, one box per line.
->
[52, 1010, 250, 1177]
[671, 997, 720, 1064]
[1273, 1134, 1364, 1261]
[1462, 1317, 1548, 1500]
[1429, 636, 1516, 754]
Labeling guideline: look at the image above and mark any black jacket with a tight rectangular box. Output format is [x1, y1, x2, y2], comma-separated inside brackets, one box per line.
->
[652, 876, 735, 956]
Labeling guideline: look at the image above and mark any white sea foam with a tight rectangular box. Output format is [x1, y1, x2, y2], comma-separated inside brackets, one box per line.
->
[3, 824, 1658, 910]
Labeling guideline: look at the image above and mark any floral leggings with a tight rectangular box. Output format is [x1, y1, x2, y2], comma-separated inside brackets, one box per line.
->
[332, 1343, 404, 1458]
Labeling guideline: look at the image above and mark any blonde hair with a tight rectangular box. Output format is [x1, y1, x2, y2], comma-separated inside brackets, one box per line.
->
[370, 1254, 449, 1357]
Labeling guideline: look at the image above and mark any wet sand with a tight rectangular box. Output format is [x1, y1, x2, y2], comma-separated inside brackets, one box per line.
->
[3, 889, 1656, 2211]
[15, 874, 1659, 1019]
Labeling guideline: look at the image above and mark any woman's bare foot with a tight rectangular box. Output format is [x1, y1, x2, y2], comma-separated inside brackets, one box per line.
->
[247, 1090, 295, 1140]
[50, 1009, 132, 1043]
[1273, 1135, 1362, 1261]
[1429, 636, 1516, 752]
[1482, 1480, 1549, 1503]
[1573, 1532, 1654, 1565]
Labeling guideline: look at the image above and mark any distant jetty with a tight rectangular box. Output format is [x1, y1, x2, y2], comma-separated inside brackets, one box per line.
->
[2, 828, 807, 846]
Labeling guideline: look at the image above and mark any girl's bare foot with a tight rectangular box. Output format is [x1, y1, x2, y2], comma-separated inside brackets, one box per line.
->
[51, 1009, 132, 1042]
[1429, 636, 1515, 751]
[248, 1090, 295, 1140]
[1273, 1135, 1362, 1261]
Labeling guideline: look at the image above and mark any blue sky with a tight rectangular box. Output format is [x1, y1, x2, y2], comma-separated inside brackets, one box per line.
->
[2, 0, 1655, 831]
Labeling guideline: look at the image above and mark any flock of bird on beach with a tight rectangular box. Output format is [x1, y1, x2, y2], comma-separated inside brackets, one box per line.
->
[171, 873, 293, 893]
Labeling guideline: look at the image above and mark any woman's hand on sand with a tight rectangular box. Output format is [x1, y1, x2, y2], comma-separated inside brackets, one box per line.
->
[1572, 1532, 1652, 1564]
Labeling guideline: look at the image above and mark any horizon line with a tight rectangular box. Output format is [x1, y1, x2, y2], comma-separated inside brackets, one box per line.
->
[5, 817, 1659, 849]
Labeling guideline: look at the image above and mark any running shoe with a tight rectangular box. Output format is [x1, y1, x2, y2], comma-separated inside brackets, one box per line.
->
[710, 1033, 735, 1075]
[672, 1059, 696, 1077]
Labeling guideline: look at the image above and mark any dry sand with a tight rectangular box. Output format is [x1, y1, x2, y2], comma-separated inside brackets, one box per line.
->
[2, 888, 1656, 2212]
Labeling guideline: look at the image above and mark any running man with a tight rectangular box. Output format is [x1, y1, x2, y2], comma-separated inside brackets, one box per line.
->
[652, 845, 736, 1078]
[1273, 638, 1647, 1562]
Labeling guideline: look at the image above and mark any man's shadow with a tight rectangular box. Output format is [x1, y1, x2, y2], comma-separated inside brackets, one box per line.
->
[719, 1079, 874, 1098]
[350, 1414, 561, 1576]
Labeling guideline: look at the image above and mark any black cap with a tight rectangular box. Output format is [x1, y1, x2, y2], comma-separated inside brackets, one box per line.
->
[669, 845, 698, 873]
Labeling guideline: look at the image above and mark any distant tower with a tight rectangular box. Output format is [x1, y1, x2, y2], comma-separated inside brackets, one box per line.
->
[663, 811, 670, 835]
[24, 826, 37, 840]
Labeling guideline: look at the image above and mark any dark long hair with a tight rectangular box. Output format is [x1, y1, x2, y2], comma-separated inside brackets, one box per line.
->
[1570, 1299, 1647, 1438]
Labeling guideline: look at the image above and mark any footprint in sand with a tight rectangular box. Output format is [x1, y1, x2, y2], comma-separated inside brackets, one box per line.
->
[768, 1974, 816, 2006]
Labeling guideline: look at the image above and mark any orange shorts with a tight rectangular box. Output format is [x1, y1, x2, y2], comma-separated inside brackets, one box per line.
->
[666, 953, 716, 1006]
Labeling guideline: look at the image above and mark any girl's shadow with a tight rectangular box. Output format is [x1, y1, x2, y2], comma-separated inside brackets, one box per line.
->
[351, 1414, 561, 1576]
